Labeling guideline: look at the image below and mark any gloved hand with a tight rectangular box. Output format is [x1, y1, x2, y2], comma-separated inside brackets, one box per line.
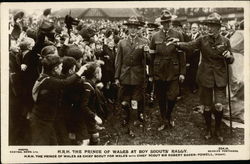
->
[222, 50, 231, 59]
[166, 38, 180, 47]
[179, 74, 185, 83]
[115, 79, 120, 87]
[95, 115, 102, 125]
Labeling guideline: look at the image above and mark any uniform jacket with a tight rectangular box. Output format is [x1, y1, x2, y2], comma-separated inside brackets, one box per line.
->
[149, 28, 186, 81]
[80, 80, 98, 121]
[32, 73, 80, 121]
[115, 36, 148, 85]
[178, 34, 234, 88]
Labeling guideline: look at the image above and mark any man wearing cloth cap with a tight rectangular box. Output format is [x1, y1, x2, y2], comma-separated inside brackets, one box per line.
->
[149, 10, 186, 131]
[174, 13, 234, 142]
[115, 16, 149, 137]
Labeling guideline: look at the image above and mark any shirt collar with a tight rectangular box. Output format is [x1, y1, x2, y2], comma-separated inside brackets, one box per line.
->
[162, 29, 170, 34]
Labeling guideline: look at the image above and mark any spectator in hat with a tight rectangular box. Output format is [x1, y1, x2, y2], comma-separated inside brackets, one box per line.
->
[65, 45, 83, 67]
[186, 23, 201, 94]
[98, 38, 116, 103]
[11, 11, 25, 40]
[30, 54, 88, 145]
[55, 56, 78, 145]
[41, 45, 58, 58]
[38, 8, 52, 27]
[78, 62, 104, 145]
[115, 16, 149, 137]
[32, 19, 56, 59]
[149, 10, 186, 131]
[26, 28, 37, 41]
[62, 46, 87, 143]
[174, 12, 234, 142]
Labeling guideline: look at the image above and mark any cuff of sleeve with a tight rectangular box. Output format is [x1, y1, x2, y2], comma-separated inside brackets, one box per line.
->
[149, 49, 156, 53]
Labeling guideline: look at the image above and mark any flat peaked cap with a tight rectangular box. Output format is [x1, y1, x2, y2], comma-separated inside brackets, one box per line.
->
[123, 16, 142, 26]
[41, 54, 62, 70]
[146, 22, 159, 29]
[39, 20, 54, 32]
[172, 19, 182, 27]
[203, 12, 222, 26]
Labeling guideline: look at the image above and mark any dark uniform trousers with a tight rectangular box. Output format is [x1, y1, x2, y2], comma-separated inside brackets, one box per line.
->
[115, 36, 148, 124]
[150, 29, 186, 122]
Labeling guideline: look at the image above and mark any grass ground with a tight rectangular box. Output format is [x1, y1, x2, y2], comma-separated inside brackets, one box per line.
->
[100, 88, 244, 145]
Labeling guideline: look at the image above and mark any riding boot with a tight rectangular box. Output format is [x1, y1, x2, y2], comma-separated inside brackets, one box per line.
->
[203, 110, 212, 140]
[137, 100, 144, 123]
[166, 100, 176, 128]
[121, 102, 130, 127]
[214, 110, 224, 143]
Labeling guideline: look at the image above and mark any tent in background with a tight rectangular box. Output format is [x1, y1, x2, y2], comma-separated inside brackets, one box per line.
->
[223, 30, 244, 124]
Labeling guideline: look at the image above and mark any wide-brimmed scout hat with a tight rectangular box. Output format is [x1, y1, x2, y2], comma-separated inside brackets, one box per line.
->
[123, 16, 143, 27]
[203, 12, 222, 26]
[159, 10, 172, 23]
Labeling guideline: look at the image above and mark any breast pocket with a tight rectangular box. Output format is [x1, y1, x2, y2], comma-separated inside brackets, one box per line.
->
[154, 60, 160, 74]
[171, 58, 180, 73]
[155, 40, 164, 55]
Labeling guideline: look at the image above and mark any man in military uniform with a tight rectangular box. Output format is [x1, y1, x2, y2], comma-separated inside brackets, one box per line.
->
[149, 10, 186, 131]
[115, 16, 148, 137]
[175, 13, 234, 142]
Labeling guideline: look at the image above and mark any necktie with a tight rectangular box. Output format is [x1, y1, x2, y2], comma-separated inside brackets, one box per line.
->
[192, 34, 196, 40]
[131, 38, 134, 46]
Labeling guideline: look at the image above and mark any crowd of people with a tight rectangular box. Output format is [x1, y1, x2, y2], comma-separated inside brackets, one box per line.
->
[9, 8, 243, 145]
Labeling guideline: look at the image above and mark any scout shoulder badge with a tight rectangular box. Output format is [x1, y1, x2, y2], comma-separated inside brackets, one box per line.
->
[32, 75, 50, 102]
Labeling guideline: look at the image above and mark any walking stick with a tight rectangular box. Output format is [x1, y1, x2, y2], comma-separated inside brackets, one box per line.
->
[225, 59, 233, 135]
[142, 45, 148, 133]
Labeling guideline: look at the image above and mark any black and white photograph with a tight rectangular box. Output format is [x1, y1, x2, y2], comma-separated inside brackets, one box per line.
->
[1, 1, 249, 163]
